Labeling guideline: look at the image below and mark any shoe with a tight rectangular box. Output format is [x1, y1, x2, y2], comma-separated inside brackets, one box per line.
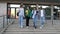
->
[40, 27, 42, 29]
[34, 26, 37, 29]
[33, 25, 37, 29]
[40, 25, 43, 29]
[21, 26, 23, 28]
[41, 25, 43, 27]
[26, 26, 29, 29]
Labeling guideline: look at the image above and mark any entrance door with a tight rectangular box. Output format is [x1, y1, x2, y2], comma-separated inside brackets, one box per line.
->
[7, 4, 20, 19]
[10, 8, 15, 18]
[10, 8, 19, 19]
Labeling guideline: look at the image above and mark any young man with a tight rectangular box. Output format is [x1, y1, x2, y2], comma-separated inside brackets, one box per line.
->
[40, 7, 45, 29]
[25, 6, 32, 28]
[32, 8, 38, 29]
[18, 4, 24, 28]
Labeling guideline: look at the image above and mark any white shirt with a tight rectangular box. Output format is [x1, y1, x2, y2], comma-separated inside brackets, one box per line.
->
[32, 10, 36, 18]
[40, 10, 44, 17]
[19, 8, 24, 16]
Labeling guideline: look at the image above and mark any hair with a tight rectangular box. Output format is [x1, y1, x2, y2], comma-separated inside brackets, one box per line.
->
[40, 7, 42, 9]
[20, 3, 23, 7]
[20, 5, 23, 7]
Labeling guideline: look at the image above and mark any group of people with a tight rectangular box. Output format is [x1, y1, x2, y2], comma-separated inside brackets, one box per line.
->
[17, 4, 45, 29]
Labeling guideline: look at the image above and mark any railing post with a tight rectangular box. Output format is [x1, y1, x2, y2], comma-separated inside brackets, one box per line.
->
[3, 15, 4, 28]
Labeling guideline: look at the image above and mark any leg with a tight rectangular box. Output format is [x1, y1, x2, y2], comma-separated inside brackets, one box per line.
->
[26, 16, 29, 26]
[40, 17, 43, 29]
[42, 17, 44, 25]
[33, 16, 37, 28]
[27, 17, 30, 26]
[20, 16, 23, 28]
[26, 16, 30, 28]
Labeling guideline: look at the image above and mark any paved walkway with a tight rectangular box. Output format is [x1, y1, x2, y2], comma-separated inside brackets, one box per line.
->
[4, 19, 60, 34]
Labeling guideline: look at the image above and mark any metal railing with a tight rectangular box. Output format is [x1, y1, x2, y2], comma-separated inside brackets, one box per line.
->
[0, 15, 15, 34]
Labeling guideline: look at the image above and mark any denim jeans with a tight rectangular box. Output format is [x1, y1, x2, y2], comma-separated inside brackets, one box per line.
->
[33, 15, 37, 27]
[40, 16, 45, 27]
[18, 15, 23, 27]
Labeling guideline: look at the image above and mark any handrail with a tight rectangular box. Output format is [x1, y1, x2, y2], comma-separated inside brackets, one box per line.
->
[0, 15, 15, 34]
[0, 15, 6, 17]
[0, 16, 3, 17]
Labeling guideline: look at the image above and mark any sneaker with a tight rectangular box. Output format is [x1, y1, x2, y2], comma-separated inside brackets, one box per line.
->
[40, 25, 43, 29]
[33, 25, 37, 29]
[26, 26, 29, 29]
[21, 26, 23, 28]
[40, 27, 42, 29]
[34, 26, 37, 29]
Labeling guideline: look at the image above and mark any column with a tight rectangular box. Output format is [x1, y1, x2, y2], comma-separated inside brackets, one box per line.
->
[51, 5, 54, 25]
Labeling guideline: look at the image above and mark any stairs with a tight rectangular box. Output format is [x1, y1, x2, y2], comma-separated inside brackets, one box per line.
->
[3, 19, 60, 34]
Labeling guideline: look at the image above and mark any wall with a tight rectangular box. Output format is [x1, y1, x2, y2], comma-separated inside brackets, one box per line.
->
[0, 2, 7, 31]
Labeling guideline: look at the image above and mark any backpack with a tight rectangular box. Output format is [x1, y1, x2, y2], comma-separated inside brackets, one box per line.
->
[36, 11, 38, 15]
[32, 10, 38, 15]
[17, 12, 19, 16]
[36, 11, 38, 13]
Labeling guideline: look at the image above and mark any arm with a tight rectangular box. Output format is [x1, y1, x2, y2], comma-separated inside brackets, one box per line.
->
[23, 8, 24, 16]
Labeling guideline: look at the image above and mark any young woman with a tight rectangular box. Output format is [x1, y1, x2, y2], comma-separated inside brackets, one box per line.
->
[32, 8, 38, 29]
[18, 4, 24, 28]
[25, 6, 32, 28]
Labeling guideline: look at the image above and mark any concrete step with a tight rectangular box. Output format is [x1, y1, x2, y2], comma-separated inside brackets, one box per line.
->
[4, 31, 60, 34]
[3, 19, 60, 34]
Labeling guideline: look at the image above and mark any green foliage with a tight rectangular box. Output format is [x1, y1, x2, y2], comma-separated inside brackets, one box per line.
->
[45, 7, 51, 16]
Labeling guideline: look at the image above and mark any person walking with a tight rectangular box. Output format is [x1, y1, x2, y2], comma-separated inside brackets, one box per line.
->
[40, 7, 45, 29]
[32, 8, 38, 29]
[25, 6, 32, 28]
[18, 4, 24, 28]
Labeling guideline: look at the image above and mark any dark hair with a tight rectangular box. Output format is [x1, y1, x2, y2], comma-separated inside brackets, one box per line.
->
[40, 7, 42, 9]
[20, 3, 23, 7]
[20, 5, 23, 7]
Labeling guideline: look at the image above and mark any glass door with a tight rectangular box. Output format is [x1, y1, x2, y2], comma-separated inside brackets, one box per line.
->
[10, 8, 15, 18]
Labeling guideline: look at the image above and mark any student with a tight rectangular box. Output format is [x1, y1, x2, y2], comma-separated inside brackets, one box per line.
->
[25, 6, 32, 28]
[40, 7, 45, 29]
[18, 4, 24, 28]
[32, 8, 37, 29]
